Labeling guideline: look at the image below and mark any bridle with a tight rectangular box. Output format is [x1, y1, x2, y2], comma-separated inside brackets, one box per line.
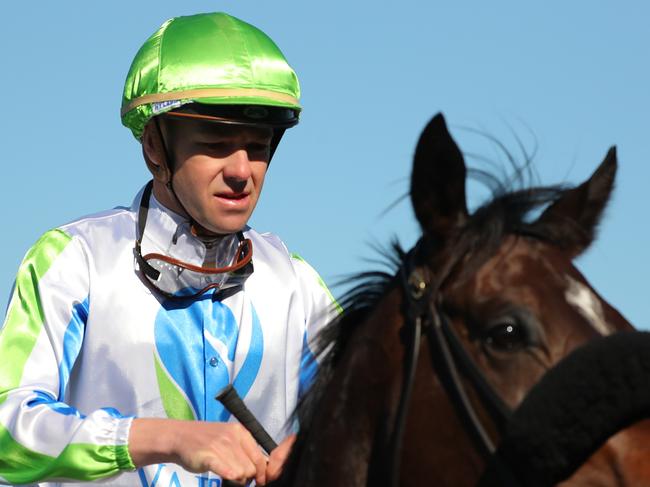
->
[387, 239, 521, 486]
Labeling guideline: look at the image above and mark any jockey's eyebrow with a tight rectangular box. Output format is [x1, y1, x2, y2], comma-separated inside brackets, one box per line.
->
[178, 120, 273, 141]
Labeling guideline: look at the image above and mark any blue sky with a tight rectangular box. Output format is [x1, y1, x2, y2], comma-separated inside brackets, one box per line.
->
[1, 2, 648, 328]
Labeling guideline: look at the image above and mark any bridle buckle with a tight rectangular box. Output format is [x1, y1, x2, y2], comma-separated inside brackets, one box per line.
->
[407, 268, 428, 300]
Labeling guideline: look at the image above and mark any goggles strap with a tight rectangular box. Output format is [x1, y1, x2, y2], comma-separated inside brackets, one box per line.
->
[134, 180, 161, 281]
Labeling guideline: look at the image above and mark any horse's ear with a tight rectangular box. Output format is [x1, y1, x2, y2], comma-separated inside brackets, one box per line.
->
[410, 113, 468, 242]
[534, 147, 617, 257]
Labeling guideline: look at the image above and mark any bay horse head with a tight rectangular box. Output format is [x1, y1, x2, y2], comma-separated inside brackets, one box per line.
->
[276, 114, 650, 486]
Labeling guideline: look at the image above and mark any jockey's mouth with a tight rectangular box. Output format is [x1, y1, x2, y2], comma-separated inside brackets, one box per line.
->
[216, 191, 250, 200]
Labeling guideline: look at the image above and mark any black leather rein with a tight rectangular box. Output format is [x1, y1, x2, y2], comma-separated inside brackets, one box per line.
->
[387, 241, 520, 486]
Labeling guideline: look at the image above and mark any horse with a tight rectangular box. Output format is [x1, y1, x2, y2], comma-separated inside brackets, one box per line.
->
[272, 113, 650, 486]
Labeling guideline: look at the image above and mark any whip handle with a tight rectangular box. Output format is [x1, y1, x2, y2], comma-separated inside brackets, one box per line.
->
[216, 384, 278, 454]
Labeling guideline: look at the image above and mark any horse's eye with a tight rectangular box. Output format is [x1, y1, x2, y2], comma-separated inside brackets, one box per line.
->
[483, 320, 527, 351]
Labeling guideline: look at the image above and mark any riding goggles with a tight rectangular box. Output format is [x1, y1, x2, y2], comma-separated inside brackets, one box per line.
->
[134, 181, 254, 299]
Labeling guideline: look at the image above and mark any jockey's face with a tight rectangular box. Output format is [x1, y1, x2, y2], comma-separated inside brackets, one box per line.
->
[145, 117, 272, 235]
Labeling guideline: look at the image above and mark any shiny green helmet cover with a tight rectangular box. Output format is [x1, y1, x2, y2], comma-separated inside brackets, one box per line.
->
[121, 12, 301, 140]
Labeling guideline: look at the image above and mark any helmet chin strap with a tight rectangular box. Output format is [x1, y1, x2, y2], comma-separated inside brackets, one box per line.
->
[153, 116, 202, 232]
[269, 128, 285, 160]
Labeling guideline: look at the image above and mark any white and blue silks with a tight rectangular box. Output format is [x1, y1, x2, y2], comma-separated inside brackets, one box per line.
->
[0, 185, 338, 486]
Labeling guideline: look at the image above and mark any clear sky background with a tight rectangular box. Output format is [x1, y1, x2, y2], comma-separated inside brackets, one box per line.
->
[1, 2, 648, 328]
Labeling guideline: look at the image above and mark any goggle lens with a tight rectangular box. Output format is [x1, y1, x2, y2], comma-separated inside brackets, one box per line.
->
[137, 239, 253, 298]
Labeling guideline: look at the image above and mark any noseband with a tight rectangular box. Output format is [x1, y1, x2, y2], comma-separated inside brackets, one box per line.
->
[388, 240, 520, 486]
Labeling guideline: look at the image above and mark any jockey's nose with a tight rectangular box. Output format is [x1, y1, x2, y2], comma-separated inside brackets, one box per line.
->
[223, 149, 253, 184]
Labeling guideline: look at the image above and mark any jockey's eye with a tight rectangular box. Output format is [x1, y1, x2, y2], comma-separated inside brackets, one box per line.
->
[246, 142, 271, 157]
[482, 318, 528, 352]
[199, 141, 231, 154]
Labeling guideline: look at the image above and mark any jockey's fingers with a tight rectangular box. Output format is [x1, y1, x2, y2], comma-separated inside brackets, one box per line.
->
[214, 424, 257, 479]
[229, 445, 258, 482]
[206, 451, 254, 484]
[238, 429, 268, 485]
[201, 435, 254, 482]
[266, 434, 296, 481]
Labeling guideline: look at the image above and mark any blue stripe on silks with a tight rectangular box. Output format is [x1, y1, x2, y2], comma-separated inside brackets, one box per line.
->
[27, 391, 86, 418]
[228, 304, 264, 417]
[298, 332, 318, 400]
[155, 296, 210, 420]
[58, 296, 89, 400]
[155, 293, 242, 421]
[203, 302, 239, 422]
[101, 407, 131, 418]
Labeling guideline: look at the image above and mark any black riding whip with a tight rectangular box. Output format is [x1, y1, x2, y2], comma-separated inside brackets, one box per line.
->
[215, 384, 278, 454]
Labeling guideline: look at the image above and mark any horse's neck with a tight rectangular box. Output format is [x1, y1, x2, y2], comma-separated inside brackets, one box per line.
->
[292, 283, 406, 486]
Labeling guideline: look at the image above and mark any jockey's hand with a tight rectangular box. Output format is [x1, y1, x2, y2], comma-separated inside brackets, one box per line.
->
[129, 418, 270, 485]
[266, 434, 296, 482]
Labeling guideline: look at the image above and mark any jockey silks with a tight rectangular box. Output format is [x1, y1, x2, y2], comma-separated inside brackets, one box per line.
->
[0, 185, 337, 487]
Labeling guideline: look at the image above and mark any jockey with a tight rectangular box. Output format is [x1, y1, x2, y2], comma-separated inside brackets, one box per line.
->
[0, 12, 337, 487]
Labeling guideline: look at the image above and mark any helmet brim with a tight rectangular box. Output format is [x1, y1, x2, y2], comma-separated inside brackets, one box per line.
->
[162, 103, 299, 129]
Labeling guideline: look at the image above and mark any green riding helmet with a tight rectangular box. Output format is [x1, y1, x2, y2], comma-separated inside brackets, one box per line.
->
[121, 12, 301, 140]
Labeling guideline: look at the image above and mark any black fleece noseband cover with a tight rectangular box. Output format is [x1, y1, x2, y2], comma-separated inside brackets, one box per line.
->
[480, 331, 650, 487]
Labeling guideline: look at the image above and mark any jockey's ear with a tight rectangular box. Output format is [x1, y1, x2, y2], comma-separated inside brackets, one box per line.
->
[142, 120, 172, 185]
[410, 113, 468, 246]
[533, 147, 617, 258]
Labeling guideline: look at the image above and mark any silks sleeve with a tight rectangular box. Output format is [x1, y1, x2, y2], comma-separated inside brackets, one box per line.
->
[290, 253, 342, 399]
[0, 230, 135, 484]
